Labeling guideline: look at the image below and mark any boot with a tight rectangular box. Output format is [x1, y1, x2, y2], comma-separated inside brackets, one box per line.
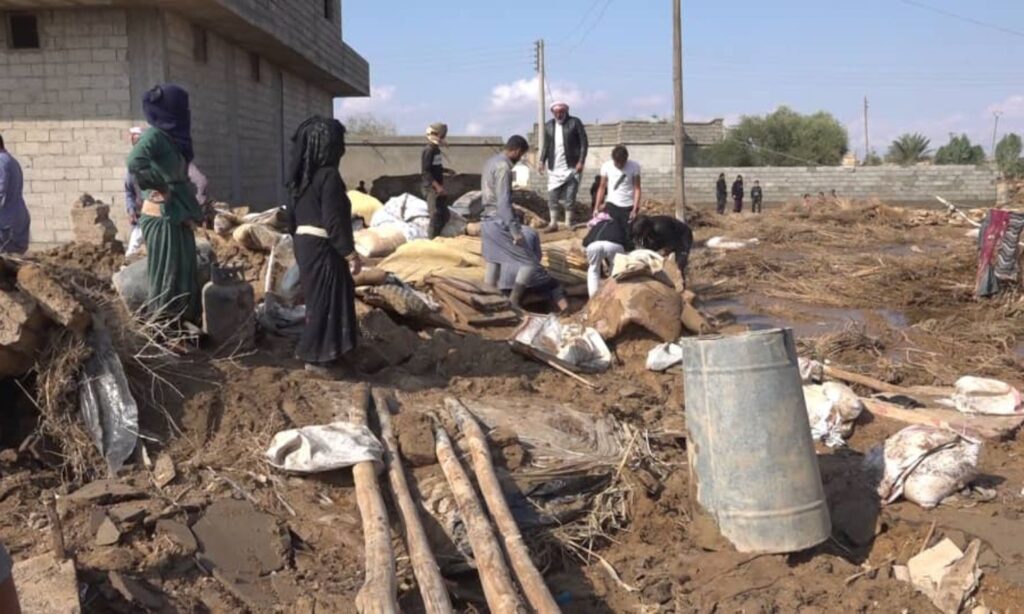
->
[543, 209, 560, 233]
[564, 209, 574, 229]
[509, 283, 528, 308]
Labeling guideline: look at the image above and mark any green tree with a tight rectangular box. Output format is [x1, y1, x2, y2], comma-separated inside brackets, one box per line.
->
[934, 133, 985, 165]
[699, 106, 848, 166]
[885, 133, 931, 166]
[863, 150, 883, 166]
[995, 133, 1024, 177]
[343, 112, 397, 136]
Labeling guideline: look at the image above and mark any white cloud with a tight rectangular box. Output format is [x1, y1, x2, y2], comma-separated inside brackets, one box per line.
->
[464, 121, 485, 136]
[987, 94, 1024, 119]
[629, 94, 668, 109]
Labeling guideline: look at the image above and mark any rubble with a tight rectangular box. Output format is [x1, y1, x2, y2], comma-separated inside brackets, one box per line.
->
[68, 193, 118, 246]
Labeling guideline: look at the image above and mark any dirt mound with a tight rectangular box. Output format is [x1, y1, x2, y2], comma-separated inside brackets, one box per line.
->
[35, 241, 125, 279]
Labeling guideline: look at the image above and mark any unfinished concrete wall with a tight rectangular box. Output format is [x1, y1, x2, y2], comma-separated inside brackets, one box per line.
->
[343, 136, 505, 191]
[0, 8, 132, 246]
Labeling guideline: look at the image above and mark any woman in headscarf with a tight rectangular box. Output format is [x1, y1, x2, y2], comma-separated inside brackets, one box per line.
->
[285, 116, 360, 373]
[127, 84, 204, 322]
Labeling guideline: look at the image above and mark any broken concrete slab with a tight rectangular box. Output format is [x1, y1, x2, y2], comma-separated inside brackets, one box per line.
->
[108, 501, 150, 524]
[67, 479, 144, 505]
[69, 194, 117, 246]
[156, 519, 198, 554]
[16, 264, 90, 337]
[0, 289, 50, 377]
[95, 516, 121, 546]
[906, 537, 983, 614]
[11, 554, 80, 614]
[192, 499, 290, 577]
[109, 571, 167, 610]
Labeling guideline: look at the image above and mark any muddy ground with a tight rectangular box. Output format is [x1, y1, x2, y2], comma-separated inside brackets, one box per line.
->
[2, 199, 1023, 612]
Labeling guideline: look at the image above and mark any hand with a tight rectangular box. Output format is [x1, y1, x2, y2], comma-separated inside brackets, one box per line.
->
[629, 209, 638, 222]
[536, 164, 545, 175]
[575, 162, 584, 173]
[128, 211, 139, 225]
[348, 253, 363, 275]
[512, 233, 525, 246]
[436, 186, 447, 197]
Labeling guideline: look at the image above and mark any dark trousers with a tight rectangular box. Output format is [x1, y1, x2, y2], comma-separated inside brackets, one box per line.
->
[733, 197, 743, 213]
[426, 190, 450, 239]
[605, 203, 632, 229]
[716, 194, 727, 214]
[752, 198, 763, 213]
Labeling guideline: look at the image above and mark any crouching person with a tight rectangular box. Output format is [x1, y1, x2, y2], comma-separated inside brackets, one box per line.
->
[583, 212, 633, 298]
[481, 135, 567, 311]
[631, 214, 694, 279]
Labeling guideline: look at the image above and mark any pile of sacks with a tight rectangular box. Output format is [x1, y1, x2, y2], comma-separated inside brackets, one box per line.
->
[355, 192, 467, 259]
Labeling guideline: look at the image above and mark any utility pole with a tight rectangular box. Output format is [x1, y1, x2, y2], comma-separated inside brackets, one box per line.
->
[535, 39, 546, 168]
[672, 0, 686, 221]
[863, 96, 870, 163]
[991, 110, 1002, 160]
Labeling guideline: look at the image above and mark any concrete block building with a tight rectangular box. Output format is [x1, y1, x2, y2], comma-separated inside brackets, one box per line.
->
[0, 1, 368, 247]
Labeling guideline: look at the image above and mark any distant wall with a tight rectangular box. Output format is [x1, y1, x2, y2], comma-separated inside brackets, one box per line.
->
[343, 136, 504, 192]
[528, 156, 998, 207]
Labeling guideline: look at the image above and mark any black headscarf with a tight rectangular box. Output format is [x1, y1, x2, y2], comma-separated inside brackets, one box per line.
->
[287, 116, 346, 201]
[143, 84, 194, 162]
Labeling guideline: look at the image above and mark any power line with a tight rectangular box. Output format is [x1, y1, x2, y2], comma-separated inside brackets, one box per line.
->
[566, 0, 614, 56]
[561, 0, 605, 44]
[900, 0, 1024, 39]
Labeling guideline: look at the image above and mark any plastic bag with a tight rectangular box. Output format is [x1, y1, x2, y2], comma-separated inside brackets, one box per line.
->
[610, 249, 665, 281]
[647, 342, 683, 372]
[799, 357, 824, 383]
[952, 376, 1022, 415]
[256, 293, 305, 336]
[707, 236, 761, 250]
[78, 322, 138, 475]
[867, 425, 981, 509]
[354, 226, 408, 258]
[264, 422, 383, 473]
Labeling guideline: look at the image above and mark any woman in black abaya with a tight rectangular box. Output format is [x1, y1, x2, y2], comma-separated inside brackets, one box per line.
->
[286, 116, 361, 373]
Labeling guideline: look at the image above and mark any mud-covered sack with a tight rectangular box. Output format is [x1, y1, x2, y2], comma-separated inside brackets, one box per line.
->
[866, 425, 981, 509]
[213, 212, 242, 236]
[232, 223, 282, 252]
[585, 276, 682, 342]
[803, 382, 865, 447]
[358, 280, 440, 320]
[951, 376, 1022, 415]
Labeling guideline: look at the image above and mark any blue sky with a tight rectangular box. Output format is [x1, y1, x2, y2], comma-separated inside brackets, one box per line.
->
[336, 0, 1024, 157]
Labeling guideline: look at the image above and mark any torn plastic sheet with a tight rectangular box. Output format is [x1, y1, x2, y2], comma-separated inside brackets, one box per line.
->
[264, 422, 383, 474]
[511, 314, 611, 373]
[78, 322, 139, 475]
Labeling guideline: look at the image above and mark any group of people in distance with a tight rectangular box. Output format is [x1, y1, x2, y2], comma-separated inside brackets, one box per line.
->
[715, 173, 763, 215]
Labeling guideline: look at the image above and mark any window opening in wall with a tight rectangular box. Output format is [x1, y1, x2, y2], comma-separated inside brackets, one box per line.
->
[323, 0, 334, 20]
[7, 13, 40, 50]
[192, 24, 208, 64]
[249, 52, 261, 83]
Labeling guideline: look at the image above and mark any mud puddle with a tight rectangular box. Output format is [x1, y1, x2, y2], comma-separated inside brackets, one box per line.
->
[705, 294, 908, 338]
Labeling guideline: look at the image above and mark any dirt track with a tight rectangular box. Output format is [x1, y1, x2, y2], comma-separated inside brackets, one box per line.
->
[2, 200, 1023, 612]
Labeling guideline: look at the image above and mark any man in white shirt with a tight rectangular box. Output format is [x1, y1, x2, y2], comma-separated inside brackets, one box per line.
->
[594, 145, 642, 229]
[538, 101, 588, 232]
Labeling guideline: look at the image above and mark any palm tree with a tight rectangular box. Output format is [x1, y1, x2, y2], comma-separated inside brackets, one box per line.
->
[886, 133, 932, 166]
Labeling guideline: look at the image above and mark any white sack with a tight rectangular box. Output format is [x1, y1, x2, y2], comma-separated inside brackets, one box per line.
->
[868, 425, 980, 509]
[265, 422, 384, 473]
[647, 342, 684, 372]
[952, 376, 1022, 415]
[707, 236, 760, 250]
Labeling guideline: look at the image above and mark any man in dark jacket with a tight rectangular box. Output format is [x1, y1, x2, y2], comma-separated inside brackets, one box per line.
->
[583, 213, 633, 298]
[751, 180, 764, 214]
[715, 173, 727, 215]
[731, 174, 744, 213]
[422, 122, 449, 238]
[539, 101, 588, 232]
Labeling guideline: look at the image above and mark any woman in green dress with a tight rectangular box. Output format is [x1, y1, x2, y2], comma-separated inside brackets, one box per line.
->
[126, 84, 204, 322]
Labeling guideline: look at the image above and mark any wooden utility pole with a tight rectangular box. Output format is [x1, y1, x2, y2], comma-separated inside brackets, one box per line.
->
[536, 39, 546, 166]
[672, 0, 686, 221]
[863, 96, 870, 163]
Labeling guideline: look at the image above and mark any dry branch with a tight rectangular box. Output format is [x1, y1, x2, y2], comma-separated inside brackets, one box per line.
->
[445, 397, 560, 613]
[371, 390, 452, 614]
[350, 384, 399, 614]
[434, 423, 525, 614]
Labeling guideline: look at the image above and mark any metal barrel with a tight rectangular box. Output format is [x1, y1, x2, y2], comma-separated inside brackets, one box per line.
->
[681, 328, 831, 553]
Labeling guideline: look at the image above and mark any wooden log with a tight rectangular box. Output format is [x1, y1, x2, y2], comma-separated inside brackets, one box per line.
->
[371, 390, 453, 614]
[445, 398, 560, 614]
[350, 384, 400, 614]
[823, 365, 951, 399]
[434, 424, 525, 614]
[861, 399, 1024, 441]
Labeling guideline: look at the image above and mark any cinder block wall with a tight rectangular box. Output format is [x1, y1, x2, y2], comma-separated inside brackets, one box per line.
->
[343, 136, 505, 190]
[0, 8, 133, 246]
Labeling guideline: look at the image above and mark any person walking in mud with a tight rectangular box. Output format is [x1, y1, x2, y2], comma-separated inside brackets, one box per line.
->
[751, 180, 764, 214]
[286, 116, 361, 375]
[422, 122, 449, 239]
[715, 172, 728, 215]
[126, 84, 205, 323]
[539, 101, 588, 231]
[731, 174, 745, 213]
[482, 135, 568, 311]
